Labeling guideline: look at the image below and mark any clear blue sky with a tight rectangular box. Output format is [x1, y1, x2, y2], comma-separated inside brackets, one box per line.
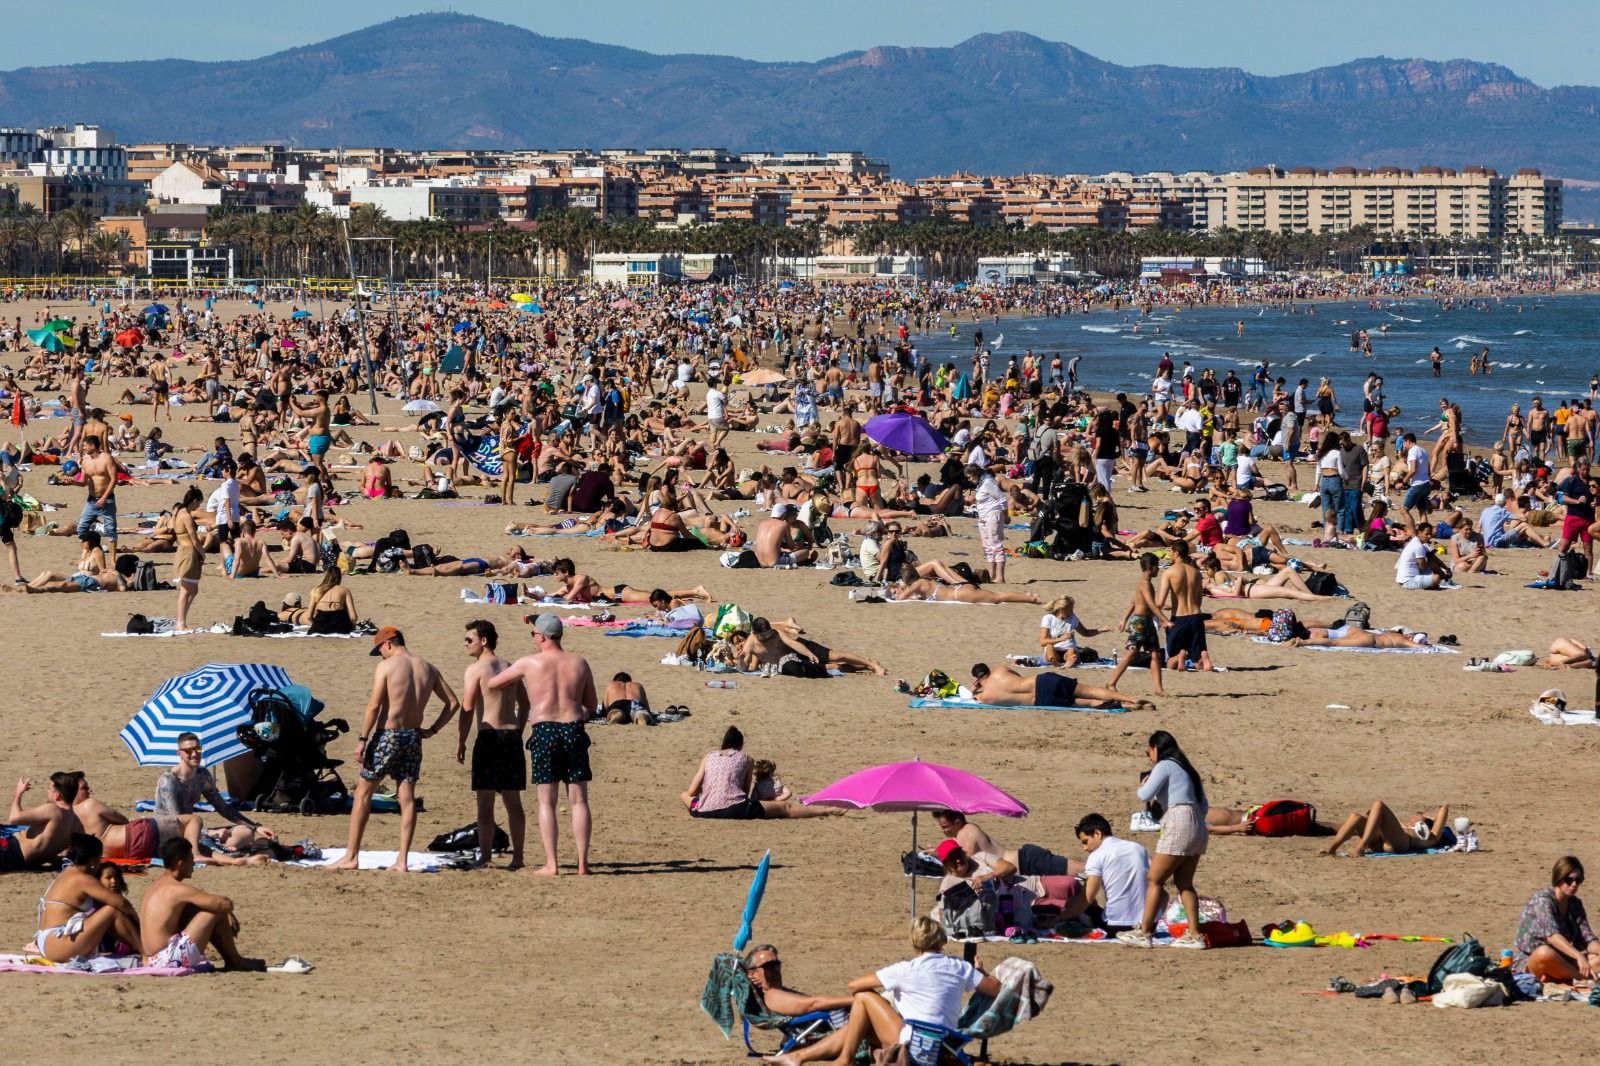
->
[3, 0, 1594, 86]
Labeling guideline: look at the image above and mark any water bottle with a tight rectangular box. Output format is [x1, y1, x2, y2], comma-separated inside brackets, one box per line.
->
[1499, 949, 1513, 969]
[705, 679, 738, 689]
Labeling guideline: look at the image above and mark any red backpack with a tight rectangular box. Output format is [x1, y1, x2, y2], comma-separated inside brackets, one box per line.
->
[1249, 799, 1316, 837]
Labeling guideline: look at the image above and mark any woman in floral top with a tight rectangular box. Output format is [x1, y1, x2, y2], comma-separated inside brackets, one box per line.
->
[1514, 855, 1600, 982]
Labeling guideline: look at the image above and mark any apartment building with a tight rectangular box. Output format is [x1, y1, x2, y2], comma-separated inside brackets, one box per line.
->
[1224, 165, 1562, 237]
[349, 179, 500, 222]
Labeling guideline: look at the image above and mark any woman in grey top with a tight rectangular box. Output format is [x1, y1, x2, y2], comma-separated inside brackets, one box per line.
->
[1118, 730, 1209, 949]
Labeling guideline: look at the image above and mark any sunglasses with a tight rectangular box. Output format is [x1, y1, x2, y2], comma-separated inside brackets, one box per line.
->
[179, 746, 202, 756]
[1566, 876, 1585, 886]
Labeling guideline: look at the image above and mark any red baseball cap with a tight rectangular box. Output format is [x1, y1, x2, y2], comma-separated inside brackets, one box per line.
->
[935, 839, 963, 864]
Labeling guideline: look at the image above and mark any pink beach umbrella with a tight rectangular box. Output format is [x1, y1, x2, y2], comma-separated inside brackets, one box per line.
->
[804, 760, 1028, 918]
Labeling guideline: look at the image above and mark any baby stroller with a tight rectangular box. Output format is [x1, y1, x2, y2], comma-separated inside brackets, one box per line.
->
[233, 685, 350, 815]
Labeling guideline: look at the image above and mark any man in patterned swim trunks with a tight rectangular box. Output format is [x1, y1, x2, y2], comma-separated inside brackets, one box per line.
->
[489, 613, 598, 876]
[330, 626, 462, 873]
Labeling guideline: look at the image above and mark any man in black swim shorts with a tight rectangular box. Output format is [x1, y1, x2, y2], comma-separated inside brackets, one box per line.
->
[969, 662, 1153, 711]
[460, 620, 529, 868]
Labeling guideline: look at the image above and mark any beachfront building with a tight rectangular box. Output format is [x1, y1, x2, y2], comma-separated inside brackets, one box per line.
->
[1222, 166, 1562, 237]
[975, 256, 1080, 285]
[813, 255, 927, 282]
[589, 253, 681, 286]
[1138, 256, 1270, 283]
[347, 179, 500, 222]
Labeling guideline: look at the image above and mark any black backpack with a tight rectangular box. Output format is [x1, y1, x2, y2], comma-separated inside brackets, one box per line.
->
[428, 822, 510, 854]
[1303, 571, 1338, 597]
[410, 543, 438, 570]
[1551, 551, 1588, 590]
[1426, 934, 1491, 994]
[126, 613, 155, 635]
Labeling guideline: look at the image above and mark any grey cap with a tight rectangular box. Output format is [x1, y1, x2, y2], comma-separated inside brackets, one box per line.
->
[533, 613, 564, 640]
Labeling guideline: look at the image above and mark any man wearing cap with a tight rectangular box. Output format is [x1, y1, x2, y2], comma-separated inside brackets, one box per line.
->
[330, 628, 462, 873]
[753, 502, 815, 568]
[488, 613, 597, 876]
[933, 810, 1085, 882]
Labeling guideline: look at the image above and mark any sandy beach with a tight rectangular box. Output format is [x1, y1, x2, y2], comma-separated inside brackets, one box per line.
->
[1, 296, 1597, 1066]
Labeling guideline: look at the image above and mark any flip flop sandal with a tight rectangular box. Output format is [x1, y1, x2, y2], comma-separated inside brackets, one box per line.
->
[267, 955, 314, 974]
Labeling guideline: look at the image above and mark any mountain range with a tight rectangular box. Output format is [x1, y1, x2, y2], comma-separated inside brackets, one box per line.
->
[2, 13, 1598, 215]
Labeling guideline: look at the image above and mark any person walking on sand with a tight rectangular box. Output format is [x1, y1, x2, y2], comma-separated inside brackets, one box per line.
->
[330, 627, 462, 873]
[458, 619, 529, 869]
[1106, 552, 1169, 697]
[488, 613, 597, 876]
[1117, 732, 1210, 950]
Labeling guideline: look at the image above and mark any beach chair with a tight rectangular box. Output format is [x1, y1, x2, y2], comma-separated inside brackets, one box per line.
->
[699, 952, 847, 1059]
[739, 1006, 845, 1058]
[904, 1020, 974, 1066]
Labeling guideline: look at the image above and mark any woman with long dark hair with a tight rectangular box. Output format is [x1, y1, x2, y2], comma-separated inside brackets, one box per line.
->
[1118, 730, 1209, 949]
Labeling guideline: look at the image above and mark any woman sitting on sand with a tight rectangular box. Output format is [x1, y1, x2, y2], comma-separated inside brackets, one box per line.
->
[30, 834, 141, 964]
[1198, 555, 1330, 601]
[277, 568, 358, 632]
[1513, 856, 1600, 984]
[680, 727, 842, 820]
[1317, 801, 1454, 857]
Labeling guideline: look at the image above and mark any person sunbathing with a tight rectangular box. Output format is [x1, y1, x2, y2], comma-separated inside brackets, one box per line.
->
[739, 944, 854, 1055]
[736, 616, 886, 676]
[122, 510, 178, 553]
[1540, 638, 1595, 669]
[69, 773, 211, 864]
[1204, 607, 1341, 635]
[1288, 627, 1433, 650]
[505, 501, 632, 537]
[970, 662, 1154, 711]
[889, 576, 1040, 605]
[1208, 539, 1326, 575]
[1199, 556, 1330, 601]
[1317, 801, 1454, 857]
[625, 584, 713, 606]
[406, 546, 536, 577]
[30, 833, 142, 964]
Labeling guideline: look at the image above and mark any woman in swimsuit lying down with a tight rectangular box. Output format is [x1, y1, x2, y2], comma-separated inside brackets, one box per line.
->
[889, 576, 1042, 605]
[1198, 555, 1330, 601]
[1288, 627, 1433, 650]
[1540, 637, 1595, 669]
[407, 546, 534, 577]
[1317, 801, 1455, 857]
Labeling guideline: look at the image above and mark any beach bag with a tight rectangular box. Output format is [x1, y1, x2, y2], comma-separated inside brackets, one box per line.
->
[319, 537, 340, 572]
[1302, 571, 1338, 596]
[1163, 897, 1227, 939]
[675, 627, 708, 663]
[410, 543, 438, 570]
[936, 882, 997, 939]
[427, 822, 510, 854]
[1426, 935, 1491, 995]
[1022, 540, 1050, 559]
[1249, 800, 1316, 837]
[1264, 608, 1298, 643]
[133, 559, 160, 591]
[1342, 601, 1372, 629]
[1550, 551, 1587, 589]
[1432, 973, 1505, 1009]
[1197, 920, 1254, 949]
[711, 604, 753, 639]
[125, 613, 155, 635]
[485, 581, 518, 605]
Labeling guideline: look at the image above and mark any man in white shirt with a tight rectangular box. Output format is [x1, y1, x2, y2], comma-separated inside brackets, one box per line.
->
[970, 464, 1008, 583]
[1400, 432, 1433, 529]
[1075, 813, 1153, 933]
[1395, 523, 1446, 589]
[704, 378, 728, 449]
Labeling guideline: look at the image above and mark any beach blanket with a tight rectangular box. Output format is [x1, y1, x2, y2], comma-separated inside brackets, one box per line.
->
[102, 629, 209, 639]
[908, 697, 1129, 714]
[1006, 655, 1113, 670]
[658, 654, 843, 678]
[1529, 707, 1600, 726]
[0, 953, 211, 977]
[604, 624, 689, 638]
[1366, 849, 1458, 858]
[283, 848, 447, 872]
[958, 957, 1053, 1038]
[458, 588, 594, 609]
[1250, 636, 1459, 655]
[507, 527, 606, 538]
[955, 932, 1179, 947]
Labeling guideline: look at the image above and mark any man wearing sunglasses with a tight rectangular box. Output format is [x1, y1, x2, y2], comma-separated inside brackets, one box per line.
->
[155, 732, 275, 853]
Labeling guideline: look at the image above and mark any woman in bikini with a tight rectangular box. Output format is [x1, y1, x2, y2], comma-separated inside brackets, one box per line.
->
[31, 834, 141, 964]
[889, 575, 1042, 605]
[278, 568, 359, 631]
[172, 486, 205, 631]
[1198, 555, 1329, 601]
[123, 509, 178, 553]
[1318, 802, 1454, 857]
[361, 456, 393, 500]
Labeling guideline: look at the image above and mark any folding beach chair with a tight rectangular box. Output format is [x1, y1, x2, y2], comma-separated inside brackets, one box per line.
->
[904, 1019, 974, 1066]
[700, 952, 849, 1059]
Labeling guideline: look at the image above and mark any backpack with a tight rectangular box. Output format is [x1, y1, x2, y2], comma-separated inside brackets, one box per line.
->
[1427, 935, 1492, 995]
[1303, 571, 1338, 597]
[319, 537, 340, 573]
[1551, 551, 1588, 589]
[134, 559, 159, 591]
[936, 882, 997, 939]
[427, 822, 511, 854]
[125, 613, 154, 635]
[1343, 601, 1372, 629]
[410, 543, 438, 570]
[1249, 799, 1317, 837]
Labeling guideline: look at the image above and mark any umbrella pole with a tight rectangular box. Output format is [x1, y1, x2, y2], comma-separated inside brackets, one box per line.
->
[909, 809, 918, 924]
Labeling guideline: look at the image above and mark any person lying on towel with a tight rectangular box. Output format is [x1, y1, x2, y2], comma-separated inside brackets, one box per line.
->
[970, 662, 1154, 712]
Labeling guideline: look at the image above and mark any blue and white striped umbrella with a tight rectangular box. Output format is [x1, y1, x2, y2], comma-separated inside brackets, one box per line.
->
[119, 662, 293, 768]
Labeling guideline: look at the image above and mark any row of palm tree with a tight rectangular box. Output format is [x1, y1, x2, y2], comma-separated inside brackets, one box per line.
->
[2, 200, 1595, 281]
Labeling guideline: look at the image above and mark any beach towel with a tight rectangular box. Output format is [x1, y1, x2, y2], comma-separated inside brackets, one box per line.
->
[0, 953, 211, 976]
[908, 697, 1129, 714]
[954, 932, 1179, 947]
[957, 957, 1053, 1038]
[283, 848, 446, 872]
[102, 629, 209, 638]
[1366, 849, 1458, 858]
[604, 624, 689, 638]
[458, 588, 594, 609]
[659, 654, 844, 678]
[1529, 706, 1600, 726]
[1006, 655, 1113, 670]
[1250, 636, 1458, 655]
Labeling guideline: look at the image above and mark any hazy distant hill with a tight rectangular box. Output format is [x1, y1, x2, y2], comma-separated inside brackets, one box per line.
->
[2, 12, 1597, 208]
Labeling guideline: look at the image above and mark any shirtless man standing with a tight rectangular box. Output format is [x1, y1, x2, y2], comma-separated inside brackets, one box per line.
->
[140, 837, 261, 970]
[292, 388, 332, 477]
[831, 403, 863, 493]
[1528, 397, 1551, 463]
[330, 627, 462, 872]
[148, 352, 171, 423]
[76, 435, 124, 565]
[3, 775, 82, 871]
[488, 614, 597, 876]
[970, 662, 1152, 711]
[1158, 540, 1213, 672]
[65, 365, 88, 457]
[458, 620, 529, 869]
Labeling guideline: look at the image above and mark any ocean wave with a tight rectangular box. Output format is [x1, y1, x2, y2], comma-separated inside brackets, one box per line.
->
[1513, 330, 1536, 336]
[1449, 335, 1493, 345]
[1080, 325, 1121, 334]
